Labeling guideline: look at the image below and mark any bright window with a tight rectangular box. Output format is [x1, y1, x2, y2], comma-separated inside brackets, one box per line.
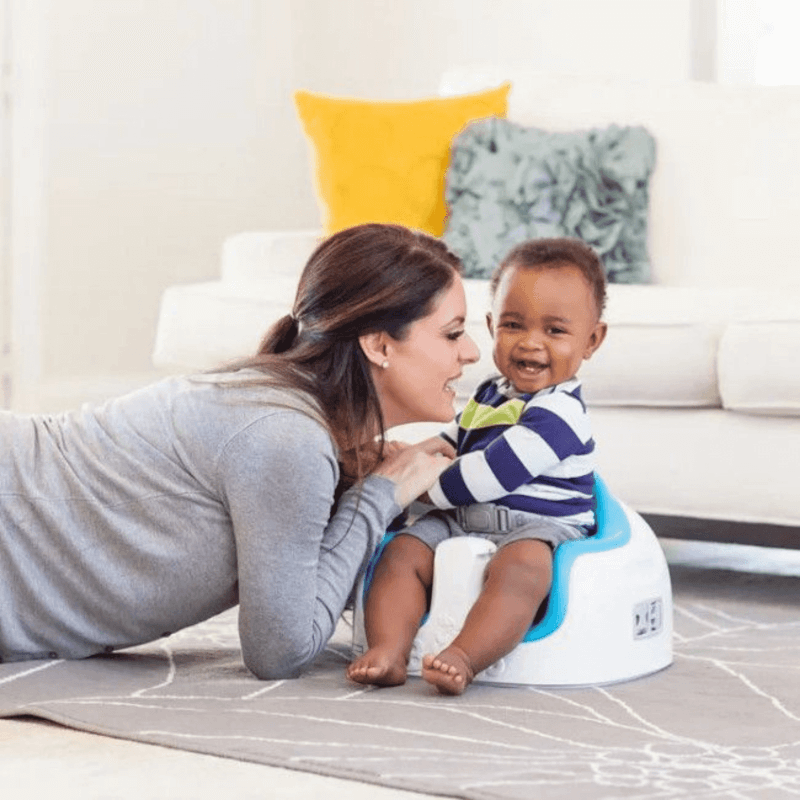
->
[720, 0, 800, 84]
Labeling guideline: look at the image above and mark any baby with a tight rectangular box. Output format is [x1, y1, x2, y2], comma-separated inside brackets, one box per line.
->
[347, 237, 608, 694]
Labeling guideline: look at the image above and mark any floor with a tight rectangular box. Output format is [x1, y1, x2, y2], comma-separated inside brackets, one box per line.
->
[3, 537, 800, 800]
[0, 716, 437, 799]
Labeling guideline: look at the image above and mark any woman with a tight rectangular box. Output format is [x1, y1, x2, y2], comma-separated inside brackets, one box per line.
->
[0, 223, 479, 679]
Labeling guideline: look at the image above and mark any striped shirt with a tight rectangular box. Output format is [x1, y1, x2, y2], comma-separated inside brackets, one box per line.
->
[426, 376, 596, 529]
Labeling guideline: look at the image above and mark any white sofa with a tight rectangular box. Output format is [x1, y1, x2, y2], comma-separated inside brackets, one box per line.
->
[154, 68, 800, 547]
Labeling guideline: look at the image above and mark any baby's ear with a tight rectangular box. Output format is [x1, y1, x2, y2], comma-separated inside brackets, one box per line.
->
[485, 312, 494, 337]
[583, 321, 607, 360]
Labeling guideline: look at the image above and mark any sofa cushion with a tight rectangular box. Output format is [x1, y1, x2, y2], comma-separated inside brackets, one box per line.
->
[719, 321, 800, 416]
[580, 321, 720, 407]
[575, 285, 722, 407]
[293, 84, 510, 237]
[442, 117, 655, 283]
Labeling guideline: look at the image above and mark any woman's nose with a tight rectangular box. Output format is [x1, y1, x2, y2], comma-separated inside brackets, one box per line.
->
[460, 332, 480, 364]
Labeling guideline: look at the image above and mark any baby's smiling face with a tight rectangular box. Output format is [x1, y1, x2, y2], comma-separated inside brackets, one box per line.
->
[487, 262, 607, 394]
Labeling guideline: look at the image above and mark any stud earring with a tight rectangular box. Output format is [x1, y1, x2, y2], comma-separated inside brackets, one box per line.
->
[381, 360, 389, 369]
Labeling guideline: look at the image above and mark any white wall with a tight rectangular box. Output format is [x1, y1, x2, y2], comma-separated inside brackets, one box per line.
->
[10, 0, 699, 411]
[11, 0, 317, 410]
[291, 0, 695, 98]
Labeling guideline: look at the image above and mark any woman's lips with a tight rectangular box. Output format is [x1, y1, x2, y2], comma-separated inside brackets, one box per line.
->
[444, 374, 461, 395]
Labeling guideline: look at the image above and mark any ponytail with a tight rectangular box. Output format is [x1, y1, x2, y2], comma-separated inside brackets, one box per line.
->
[259, 313, 299, 355]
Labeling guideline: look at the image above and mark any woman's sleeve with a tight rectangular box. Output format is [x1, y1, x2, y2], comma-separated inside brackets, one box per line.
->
[218, 411, 401, 680]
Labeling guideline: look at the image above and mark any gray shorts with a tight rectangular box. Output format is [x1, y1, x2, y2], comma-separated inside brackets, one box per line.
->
[400, 504, 588, 552]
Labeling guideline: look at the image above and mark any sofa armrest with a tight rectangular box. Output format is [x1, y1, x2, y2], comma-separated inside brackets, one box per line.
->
[220, 229, 322, 285]
[153, 282, 297, 371]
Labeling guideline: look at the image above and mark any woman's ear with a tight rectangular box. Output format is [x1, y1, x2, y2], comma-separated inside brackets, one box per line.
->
[359, 331, 390, 369]
[583, 321, 608, 360]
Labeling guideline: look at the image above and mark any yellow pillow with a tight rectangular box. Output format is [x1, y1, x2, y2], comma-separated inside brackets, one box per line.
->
[294, 83, 511, 236]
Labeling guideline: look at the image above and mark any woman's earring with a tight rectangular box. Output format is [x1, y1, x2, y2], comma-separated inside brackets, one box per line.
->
[381, 360, 389, 370]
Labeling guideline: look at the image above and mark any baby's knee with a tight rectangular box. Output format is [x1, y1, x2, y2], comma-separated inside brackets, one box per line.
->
[487, 540, 553, 592]
[379, 534, 435, 584]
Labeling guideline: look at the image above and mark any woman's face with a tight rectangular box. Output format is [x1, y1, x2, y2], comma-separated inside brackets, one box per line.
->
[375, 275, 480, 428]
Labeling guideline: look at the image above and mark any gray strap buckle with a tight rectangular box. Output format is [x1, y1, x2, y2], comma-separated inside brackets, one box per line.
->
[456, 503, 511, 534]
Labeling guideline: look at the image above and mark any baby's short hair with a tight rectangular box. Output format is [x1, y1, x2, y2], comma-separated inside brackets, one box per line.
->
[490, 238, 608, 317]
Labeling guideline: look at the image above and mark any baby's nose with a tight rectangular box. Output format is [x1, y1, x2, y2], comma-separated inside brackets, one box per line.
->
[521, 330, 546, 349]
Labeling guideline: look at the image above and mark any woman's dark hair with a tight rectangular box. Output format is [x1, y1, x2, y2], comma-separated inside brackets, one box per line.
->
[229, 223, 461, 480]
[490, 237, 607, 317]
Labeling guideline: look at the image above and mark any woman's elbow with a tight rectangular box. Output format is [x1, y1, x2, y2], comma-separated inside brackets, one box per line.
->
[241, 641, 315, 681]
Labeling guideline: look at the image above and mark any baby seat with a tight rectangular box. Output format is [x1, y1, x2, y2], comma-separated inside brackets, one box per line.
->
[353, 476, 673, 687]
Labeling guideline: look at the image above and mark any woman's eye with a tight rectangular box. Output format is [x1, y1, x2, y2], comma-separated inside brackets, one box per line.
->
[447, 330, 465, 341]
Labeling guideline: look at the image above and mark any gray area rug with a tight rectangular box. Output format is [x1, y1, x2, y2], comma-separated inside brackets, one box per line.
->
[2, 563, 800, 800]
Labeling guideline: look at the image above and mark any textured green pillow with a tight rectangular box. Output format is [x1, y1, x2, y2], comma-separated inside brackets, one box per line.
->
[442, 117, 656, 282]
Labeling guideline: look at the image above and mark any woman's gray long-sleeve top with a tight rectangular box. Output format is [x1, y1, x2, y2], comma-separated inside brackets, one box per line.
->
[0, 374, 400, 678]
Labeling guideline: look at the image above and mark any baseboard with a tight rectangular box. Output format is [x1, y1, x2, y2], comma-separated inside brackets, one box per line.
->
[644, 513, 800, 550]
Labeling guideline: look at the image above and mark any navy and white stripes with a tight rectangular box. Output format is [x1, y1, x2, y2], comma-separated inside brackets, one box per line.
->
[428, 376, 596, 528]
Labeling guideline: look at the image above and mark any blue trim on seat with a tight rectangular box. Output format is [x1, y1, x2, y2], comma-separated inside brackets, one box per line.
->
[361, 474, 631, 641]
[361, 531, 398, 603]
[522, 474, 631, 642]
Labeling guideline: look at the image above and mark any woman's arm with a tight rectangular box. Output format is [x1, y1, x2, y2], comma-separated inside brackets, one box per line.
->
[219, 411, 450, 680]
[218, 411, 400, 679]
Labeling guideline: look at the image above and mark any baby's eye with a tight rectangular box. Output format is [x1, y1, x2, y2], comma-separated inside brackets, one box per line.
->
[548, 326, 567, 335]
[500, 320, 522, 330]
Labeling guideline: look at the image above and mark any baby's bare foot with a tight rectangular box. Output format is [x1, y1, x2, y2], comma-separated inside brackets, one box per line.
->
[422, 646, 475, 696]
[346, 647, 407, 687]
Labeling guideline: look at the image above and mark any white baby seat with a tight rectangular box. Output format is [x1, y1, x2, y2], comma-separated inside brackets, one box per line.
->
[353, 476, 673, 687]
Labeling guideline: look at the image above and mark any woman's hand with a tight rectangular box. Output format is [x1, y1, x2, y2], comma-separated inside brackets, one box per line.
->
[373, 438, 455, 508]
[380, 440, 408, 459]
[415, 436, 456, 459]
